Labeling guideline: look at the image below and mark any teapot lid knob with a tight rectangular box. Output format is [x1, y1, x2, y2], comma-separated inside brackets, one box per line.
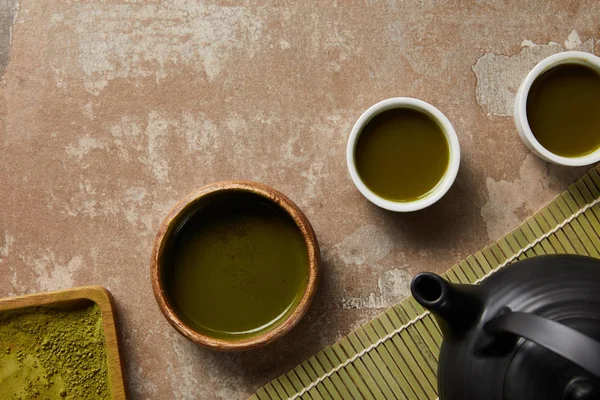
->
[564, 378, 600, 400]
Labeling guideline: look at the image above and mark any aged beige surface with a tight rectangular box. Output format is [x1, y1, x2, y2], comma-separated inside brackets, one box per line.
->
[0, 1, 598, 398]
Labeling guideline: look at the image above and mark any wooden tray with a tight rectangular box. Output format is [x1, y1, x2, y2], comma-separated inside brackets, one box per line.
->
[0, 286, 128, 400]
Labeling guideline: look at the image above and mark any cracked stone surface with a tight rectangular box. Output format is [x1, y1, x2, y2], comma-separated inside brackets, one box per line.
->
[0, 1, 598, 398]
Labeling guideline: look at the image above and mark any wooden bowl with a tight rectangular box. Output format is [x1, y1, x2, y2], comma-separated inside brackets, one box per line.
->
[150, 181, 320, 351]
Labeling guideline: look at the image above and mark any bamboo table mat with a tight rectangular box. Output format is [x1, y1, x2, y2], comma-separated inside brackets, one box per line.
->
[251, 164, 600, 400]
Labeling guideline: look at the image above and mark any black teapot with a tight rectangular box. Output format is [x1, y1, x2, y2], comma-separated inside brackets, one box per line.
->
[410, 255, 600, 400]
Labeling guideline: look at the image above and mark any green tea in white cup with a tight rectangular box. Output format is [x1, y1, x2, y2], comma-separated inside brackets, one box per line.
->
[347, 97, 460, 212]
[354, 107, 450, 202]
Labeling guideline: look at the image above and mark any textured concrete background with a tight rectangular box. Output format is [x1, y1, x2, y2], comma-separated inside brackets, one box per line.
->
[0, 1, 598, 398]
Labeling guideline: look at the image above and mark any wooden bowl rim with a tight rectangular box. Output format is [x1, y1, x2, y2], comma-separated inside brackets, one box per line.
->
[150, 180, 320, 351]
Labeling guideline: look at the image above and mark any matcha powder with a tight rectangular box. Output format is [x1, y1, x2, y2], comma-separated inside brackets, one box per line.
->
[0, 304, 111, 400]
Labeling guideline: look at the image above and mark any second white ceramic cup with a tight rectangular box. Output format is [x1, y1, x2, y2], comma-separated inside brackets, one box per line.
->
[347, 98, 460, 212]
[514, 51, 600, 166]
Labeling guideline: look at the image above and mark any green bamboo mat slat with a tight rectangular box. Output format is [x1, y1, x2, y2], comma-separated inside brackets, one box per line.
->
[254, 164, 600, 400]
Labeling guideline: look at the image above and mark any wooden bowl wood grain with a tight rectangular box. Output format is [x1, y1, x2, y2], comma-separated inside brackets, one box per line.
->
[150, 181, 320, 351]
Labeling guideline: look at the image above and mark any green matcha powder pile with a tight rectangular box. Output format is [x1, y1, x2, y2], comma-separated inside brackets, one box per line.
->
[0, 304, 111, 400]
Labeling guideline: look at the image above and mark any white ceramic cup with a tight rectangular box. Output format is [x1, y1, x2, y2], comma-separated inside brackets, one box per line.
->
[514, 51, 600, 166]
[346, 97, 460, 212]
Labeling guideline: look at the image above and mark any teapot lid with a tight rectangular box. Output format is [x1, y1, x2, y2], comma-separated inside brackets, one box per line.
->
[503, 316, 600, 400]
[412, 255, 600, 400]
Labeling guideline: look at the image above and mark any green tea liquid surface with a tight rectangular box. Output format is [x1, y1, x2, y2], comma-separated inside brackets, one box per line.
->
[527, 63, 600, 157]
[355, 107, 450, 201]
[164, 194, 309, 340]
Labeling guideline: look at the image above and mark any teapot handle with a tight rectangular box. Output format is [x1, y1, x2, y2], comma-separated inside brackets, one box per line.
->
[484, 311, 600, 378]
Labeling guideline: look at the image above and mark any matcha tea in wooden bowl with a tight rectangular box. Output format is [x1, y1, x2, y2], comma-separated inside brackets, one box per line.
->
[151, 181, 320, 351]
[347, 97, 460, 212]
